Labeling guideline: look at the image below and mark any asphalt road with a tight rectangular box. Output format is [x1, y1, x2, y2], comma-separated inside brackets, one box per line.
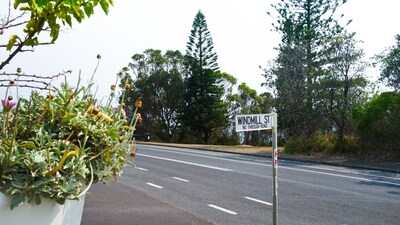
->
[119, 144, 400, 225]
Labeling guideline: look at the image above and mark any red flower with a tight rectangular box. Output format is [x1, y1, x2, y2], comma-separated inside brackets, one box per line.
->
[1, 100, 16, 112]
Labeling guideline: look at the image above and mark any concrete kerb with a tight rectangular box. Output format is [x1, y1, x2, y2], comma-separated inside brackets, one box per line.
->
[139, 142, 400, 174]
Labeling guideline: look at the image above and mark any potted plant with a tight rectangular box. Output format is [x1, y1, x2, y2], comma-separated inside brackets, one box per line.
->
[0, 62, 141, 225]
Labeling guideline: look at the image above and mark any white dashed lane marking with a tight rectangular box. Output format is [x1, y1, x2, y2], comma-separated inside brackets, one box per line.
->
[173, 177, 190, 182]
[137, 153, 233, 172]
[208, 204, 238, 215]
[146, 183, 163, 189]
[244, 196, 272, 206]
[135, 167, 149, 171]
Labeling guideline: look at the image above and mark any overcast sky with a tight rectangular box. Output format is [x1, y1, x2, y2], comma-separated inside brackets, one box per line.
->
[2, 0, 400, 101]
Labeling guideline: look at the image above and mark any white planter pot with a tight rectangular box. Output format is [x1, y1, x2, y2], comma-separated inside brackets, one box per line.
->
[0, 192, 85, 225]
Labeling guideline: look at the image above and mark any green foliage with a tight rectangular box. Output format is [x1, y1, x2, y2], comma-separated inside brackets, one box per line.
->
[120, 49, 186, 142]
[269, 0, 347, 46]
[228, 83, 274, 146]
[352, 92, 400, 159]
[211, 132, 240, 146]
[284, 132, 335, 154]
[1, 0, 113, 71]
[268, 0, 349, 137]
[318, 32, 369, 143]
[333, 135, 359, 154]
[179, 69, 229, 143]
[186, 10, 219, 71]
[284, 133, 359, 155]
[0, 71, 140, 209]
[179, 10, 228, 144]
[375, 34, 400, 91]
[13, 0, 113, 43]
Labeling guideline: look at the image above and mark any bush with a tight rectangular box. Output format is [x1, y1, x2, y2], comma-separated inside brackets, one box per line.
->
[285, 132, 361, 155]
[332, 135, 359, 154]
[284, 132, 335, 155]
[353, 92, 400, 160]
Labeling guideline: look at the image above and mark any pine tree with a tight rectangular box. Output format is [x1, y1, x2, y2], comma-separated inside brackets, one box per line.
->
[268, 0, 349, 137]
[179, 10, 228, 144]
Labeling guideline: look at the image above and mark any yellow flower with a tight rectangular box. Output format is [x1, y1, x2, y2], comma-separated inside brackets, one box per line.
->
[47, 93, 54, 100]
[91, 108, 100, 115]
[135, 99, 142, 108]
[137, 116, 143, 125]
[90, 108, 113, 122]
[98, 112, 113, 122]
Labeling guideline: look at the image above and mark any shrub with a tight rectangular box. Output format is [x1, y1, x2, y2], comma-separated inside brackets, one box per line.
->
[353, 92, 400, 160]
[284, 132, 335, 155]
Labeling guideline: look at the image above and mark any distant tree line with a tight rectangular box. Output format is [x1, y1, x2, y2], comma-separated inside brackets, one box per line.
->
[119, 4, 400, 161]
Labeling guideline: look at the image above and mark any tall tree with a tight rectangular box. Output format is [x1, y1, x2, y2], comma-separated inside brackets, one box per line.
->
[264, 45, 308, 137]
[267, 0, 349, 137]
[319, 32, 369, 145]
[375, 34, 400, 92]
[121, 49, 185, 142]
[178, 10, 228, 143]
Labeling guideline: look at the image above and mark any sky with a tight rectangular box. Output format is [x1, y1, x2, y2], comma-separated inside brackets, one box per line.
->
[2, 0, 400, 101]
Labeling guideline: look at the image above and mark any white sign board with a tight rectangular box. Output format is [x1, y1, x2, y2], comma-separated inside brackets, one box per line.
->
[235, 113, 272, 132]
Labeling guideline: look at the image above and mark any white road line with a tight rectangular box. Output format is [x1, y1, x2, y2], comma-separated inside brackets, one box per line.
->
[146, 183, 163, 189]
[139, 145, 400, 186]
[173, 177, 189, 182]
[283, 167, 400, 187]
[280, 161, 400, 181]
[208, 204, 238, 215]
[140, 145, 268, 166]
[244, 196, 272, 206]
[135, 167, 149, 171]
[137, 153, 233, 172]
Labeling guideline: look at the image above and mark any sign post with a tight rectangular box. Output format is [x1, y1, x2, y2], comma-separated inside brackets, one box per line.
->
[235, 113, 278, 225]
[271, 112, 278, 225]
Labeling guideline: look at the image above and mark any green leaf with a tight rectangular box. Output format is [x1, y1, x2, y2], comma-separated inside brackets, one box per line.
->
[32, 180, 44, 188]
[83, 2, 94, 17]
[100, 0, 109, 15]
[24, 37, 39, 47]
[35, 195, 41, 205]
[11, 194, 25, 210]
[33, 0, 47, 7]
[6, 35, 18, 51]
[11, 180, 26, 189]
[65, 15, 72, 27]
[13, 0, 29, 9]
[49, 23, 60, 42]
[72, 7, 85, 23]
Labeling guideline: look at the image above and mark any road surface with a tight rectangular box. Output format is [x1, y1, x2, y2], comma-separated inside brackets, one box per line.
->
[120, 144, 400, 225]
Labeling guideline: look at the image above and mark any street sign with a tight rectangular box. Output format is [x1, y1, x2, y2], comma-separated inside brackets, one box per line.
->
[235, 113, 272, 132]
[235, 113, 278, 225]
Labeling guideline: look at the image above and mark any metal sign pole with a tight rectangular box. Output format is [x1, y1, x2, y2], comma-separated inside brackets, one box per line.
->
[271, 112, 278, 225]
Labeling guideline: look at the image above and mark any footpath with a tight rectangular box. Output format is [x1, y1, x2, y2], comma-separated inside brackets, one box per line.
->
[81, 142, 399, 225]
